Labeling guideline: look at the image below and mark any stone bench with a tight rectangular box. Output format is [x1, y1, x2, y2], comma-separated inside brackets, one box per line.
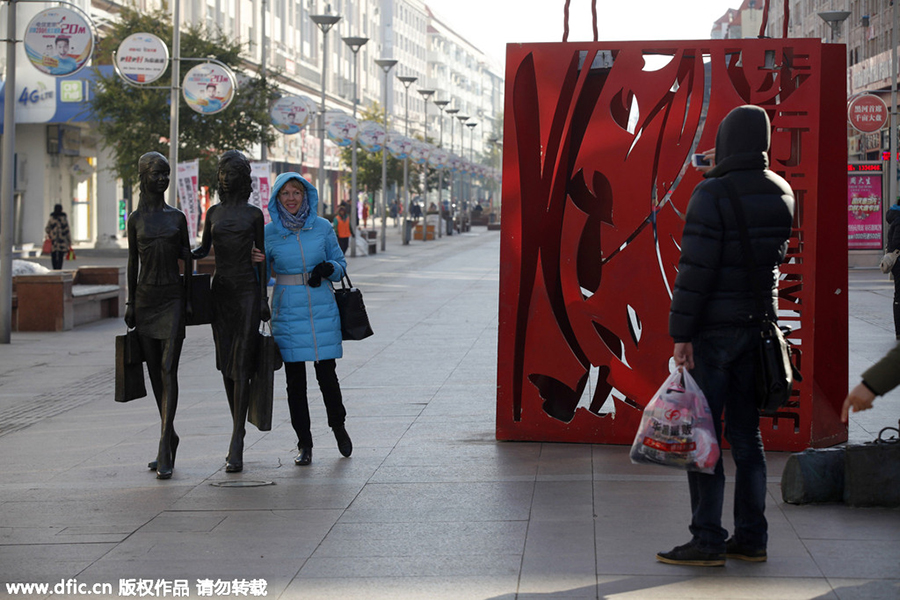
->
[14, 266, 126, 331]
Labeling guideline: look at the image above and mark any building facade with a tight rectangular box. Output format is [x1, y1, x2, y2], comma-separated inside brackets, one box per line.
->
[0, 0, 504, 250]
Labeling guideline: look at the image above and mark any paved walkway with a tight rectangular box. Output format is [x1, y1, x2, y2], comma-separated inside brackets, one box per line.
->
[1, 226, 898, 600]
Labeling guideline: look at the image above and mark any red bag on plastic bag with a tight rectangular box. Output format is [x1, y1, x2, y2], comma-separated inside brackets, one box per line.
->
[629, 368, 720, 474]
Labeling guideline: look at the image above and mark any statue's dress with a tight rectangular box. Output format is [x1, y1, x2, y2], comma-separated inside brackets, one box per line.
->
[133, 210, 186, 343]
[209, 204, 262, 379]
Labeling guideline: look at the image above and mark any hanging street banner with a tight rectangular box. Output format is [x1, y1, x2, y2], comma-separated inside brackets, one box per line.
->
[409, 141, 432, 165]
[385, 133, 413, 160]
[249, 162, 272, 223]
[24, 8, 93, 77]
[114, 33, 169, 84]
[176, 160, 200, 243]
[183, 63, 236, 115]
[357, 121, 385, 152]
[428, 147, 449, 169]
[324, 111, 359, 147]
[271, 95, 311, 134]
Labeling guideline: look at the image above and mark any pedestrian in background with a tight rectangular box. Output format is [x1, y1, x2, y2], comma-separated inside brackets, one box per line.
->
[191, 150, 269, 473]
[885, 200, 900, 339]
[662, 105, 795, 567]
[252, 172, 352, 467]
[332, 204, 352, 254]
[44, 204, 72, 270]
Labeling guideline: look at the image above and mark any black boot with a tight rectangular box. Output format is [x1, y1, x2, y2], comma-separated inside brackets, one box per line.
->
[294, 447, 312, 466]
[334, 426, 353, 457]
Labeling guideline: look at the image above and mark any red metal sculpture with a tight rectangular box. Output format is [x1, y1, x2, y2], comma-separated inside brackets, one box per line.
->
[497, 39, 848, 451]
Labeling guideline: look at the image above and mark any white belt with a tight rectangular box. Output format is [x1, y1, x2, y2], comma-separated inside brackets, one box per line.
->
[276, 273, 310, 286]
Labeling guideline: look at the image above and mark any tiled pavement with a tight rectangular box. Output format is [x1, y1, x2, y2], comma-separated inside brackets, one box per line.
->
[0, 226, 898, 599]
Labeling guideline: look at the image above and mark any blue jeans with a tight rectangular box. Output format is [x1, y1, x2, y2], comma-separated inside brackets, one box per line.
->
[687, 327, 768, 553]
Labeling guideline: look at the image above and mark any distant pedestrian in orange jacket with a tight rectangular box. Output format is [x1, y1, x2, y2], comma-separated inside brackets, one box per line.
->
[332, 205, 352, 254]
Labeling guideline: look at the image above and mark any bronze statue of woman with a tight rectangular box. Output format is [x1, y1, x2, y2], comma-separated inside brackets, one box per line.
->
[192, 150, 269, 472]
[125, 151, 192, 480]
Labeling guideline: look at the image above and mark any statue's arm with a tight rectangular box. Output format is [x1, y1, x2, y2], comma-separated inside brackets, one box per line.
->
[179, 212, 193, 317]
[255, 212, 270, 322]
[191, 205, 214, 259]
[124, 216, 138, 328]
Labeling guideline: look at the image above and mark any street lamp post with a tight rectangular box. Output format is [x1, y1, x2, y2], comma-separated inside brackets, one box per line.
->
[455, 115, 470, 231]
[0, 0, 16, 342]
[433, 100, 449, 238]
[374, 59, 398, 252]
[466, 121, 478, 230]
[397, 75, 417, 245]
[342, 36, 368, 258]
[417, 89, 435, 241]
[445, 108, 460, 234]
[311, 14, 342, 216]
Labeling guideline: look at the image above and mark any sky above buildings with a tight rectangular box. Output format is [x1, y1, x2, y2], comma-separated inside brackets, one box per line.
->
[425, 0, 742, 69]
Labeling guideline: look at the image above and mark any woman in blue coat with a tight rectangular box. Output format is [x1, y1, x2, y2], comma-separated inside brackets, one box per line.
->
[256, 172, 352, 466]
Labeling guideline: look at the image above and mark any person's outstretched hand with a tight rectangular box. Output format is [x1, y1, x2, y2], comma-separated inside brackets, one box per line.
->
[841, 383, 877, 423]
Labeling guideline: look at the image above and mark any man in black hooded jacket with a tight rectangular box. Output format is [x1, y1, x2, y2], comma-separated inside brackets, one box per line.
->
[659, 105, 795, 566]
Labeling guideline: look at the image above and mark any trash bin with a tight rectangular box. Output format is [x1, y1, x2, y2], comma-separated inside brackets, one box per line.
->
[402, 220, 413, 245]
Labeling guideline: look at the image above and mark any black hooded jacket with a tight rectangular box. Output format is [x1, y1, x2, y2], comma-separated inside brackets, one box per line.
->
[668, 105, 795, 342]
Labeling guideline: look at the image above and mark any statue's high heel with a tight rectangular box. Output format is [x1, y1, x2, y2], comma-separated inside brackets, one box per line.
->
[153, 433, 179, 479]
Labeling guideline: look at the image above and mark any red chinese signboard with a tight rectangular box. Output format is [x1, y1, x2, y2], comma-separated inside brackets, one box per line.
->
[848, 94, 888, 133]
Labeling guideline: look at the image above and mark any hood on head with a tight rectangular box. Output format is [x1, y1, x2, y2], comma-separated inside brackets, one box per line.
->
[706, 105, 770, 178]
[269, 172, 318, 227]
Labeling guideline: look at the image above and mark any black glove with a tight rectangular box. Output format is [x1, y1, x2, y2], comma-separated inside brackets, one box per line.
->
[313, 261, 335, 278]
[307, 262, 333, 288]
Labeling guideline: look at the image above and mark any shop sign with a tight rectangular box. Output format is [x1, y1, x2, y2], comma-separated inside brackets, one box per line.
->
[847, 162, 883, 250]
[848, 94, 888, 133]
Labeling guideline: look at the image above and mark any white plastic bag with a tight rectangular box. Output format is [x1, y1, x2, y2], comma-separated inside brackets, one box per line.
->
[880, 249, 900, 274]
[629, 368, 720, 474]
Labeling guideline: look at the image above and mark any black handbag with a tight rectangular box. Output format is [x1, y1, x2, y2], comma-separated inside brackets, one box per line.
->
[248, 323, 279, 431]
[723, 179, 800, 415]
[115, 329, 147, 403]
[185, 272, 213, 326]
[334, 272, 374, 340]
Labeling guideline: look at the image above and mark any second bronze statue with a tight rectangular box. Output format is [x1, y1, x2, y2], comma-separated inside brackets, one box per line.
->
[192, 150, 270, 473]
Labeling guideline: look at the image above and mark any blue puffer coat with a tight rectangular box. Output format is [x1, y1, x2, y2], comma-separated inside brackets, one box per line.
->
[265, 173, 346, 362]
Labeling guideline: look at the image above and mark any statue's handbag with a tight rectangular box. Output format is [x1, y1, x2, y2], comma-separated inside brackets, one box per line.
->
[248, 323, 278, 431]
[115, 329, 147, 403]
